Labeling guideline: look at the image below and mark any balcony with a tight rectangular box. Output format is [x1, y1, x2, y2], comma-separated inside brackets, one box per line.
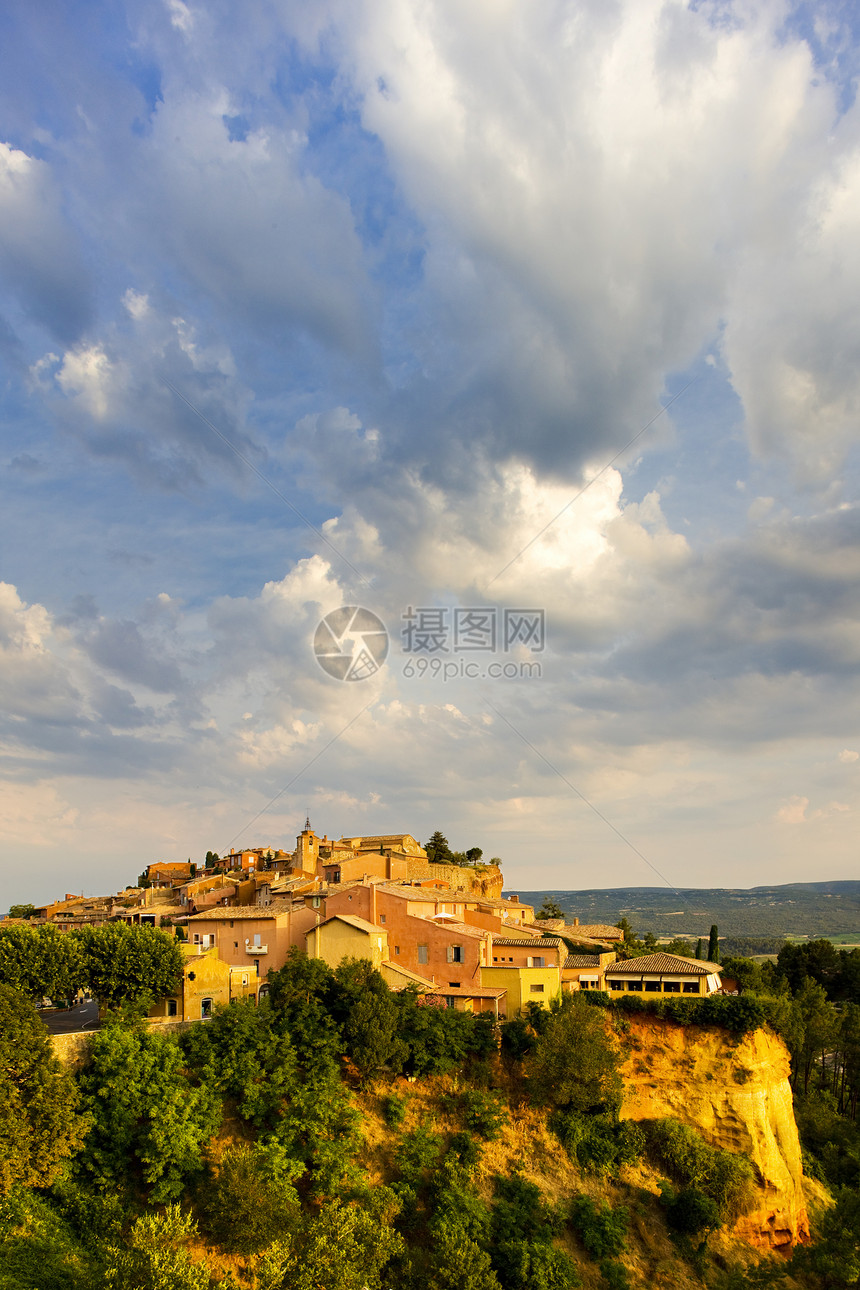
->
[244, 940, 268, 954]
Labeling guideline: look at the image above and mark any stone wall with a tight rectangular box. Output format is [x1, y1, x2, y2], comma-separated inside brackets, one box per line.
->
[50, 1018, 198, 1068]
[402, 859, 504, 898]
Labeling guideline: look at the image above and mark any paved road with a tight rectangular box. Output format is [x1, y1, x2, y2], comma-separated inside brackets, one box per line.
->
[41, 1001, 100, 1034]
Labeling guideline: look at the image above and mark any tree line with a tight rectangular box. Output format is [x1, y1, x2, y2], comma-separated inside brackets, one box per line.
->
[0, 921, 183, 1012]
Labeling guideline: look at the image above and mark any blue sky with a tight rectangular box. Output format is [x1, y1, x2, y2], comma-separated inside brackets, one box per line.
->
[2, 0, 860, 907]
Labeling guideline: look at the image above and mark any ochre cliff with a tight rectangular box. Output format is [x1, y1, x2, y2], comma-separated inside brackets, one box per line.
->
[618, 1016, 808, 1251]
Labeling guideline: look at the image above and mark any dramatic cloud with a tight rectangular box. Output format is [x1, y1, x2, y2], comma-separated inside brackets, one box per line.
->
[2, 0, 860, 904]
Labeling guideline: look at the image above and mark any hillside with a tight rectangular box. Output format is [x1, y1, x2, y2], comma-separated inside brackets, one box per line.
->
[515, 881, 860, 939]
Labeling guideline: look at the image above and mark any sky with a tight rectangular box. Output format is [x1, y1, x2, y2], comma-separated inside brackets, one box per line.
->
[2, 0, 860, 908]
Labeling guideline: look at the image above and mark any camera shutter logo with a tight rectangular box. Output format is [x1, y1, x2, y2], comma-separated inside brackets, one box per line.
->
[313, 606, 389, 681]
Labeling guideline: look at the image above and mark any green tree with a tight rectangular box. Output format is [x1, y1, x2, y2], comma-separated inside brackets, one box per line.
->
[277, 1192, 405, 1290]
[708, 925, 720, 963]
[199, 1145, 300, 1254]
[181, 998, 298, 1127]
[466, 847, 484, 865]
[536, 899, 565, 921]
[7, 904, 37, 920]
[0, 922, 85, 1006]
[76, 1022, 219, 1201]
[425, 831, 454, 865]
[328, 959, 408, 1079]
[526, 994, 622, 1115]
[75, 923, 183, 1013]
[101, 1206, 212, 1290]
[0, 985, 89, 1196]
[695, 938, 703, 960]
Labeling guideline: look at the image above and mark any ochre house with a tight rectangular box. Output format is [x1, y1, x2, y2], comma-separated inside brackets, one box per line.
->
[604, 953, 723, 996]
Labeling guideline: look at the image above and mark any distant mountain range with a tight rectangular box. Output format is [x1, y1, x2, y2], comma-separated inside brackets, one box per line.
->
[511, 880, 860, 939]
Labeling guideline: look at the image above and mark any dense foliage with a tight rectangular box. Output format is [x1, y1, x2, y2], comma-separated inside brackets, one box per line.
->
[0, 921, 183, 1013]
[3, 925, 860, 1289]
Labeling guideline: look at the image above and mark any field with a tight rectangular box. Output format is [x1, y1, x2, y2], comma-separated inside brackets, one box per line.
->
[514, 879, 860, 940]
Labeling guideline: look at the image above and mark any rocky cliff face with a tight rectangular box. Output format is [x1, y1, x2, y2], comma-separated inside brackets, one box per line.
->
[618, 1016, 809, 1251]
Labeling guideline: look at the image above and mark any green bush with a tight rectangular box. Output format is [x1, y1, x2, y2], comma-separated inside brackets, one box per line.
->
[448, 1089, 506, 1140]
[381, 1092, 408, 1129]
[645, 1119, 755, 1219]
[551, 1113, 644, 1175]
[198, 1145, 300, 1254]
[394, 1123, 445, 1188]
[495, 1240, 582, 1289]
[599, 1260, 631, 1290]
[663, 1186, 722, 1236]
[570, 1196, 628, 1260]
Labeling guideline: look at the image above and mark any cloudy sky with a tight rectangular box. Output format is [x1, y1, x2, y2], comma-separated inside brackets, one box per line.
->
[2, 0, 860, 907]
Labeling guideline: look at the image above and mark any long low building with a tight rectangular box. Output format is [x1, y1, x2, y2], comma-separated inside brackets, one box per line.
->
[604, 953, 723, 996]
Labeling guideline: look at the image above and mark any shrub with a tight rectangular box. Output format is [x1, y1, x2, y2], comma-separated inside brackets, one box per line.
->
[394, 1124, 445, 1188]
[600, 1260, 631, 1290]
[381, 1093, 408, 1129]
[645, 1119, 755, 1219]
[570, 1196, 628, 1260]
[662, 1186, 722, 1237]
[551, 1113, 644, 1175]
[449, 1089, 506, 1140]
[198, 1145, 300, 1254]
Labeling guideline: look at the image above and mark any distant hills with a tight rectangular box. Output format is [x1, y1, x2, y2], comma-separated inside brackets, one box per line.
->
[512, 880, 860, 939]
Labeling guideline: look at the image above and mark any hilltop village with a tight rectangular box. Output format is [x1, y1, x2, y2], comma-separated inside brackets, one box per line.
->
[29, 823, 724, 1023]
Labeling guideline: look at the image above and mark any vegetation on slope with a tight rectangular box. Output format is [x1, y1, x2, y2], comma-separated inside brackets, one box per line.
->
[1, 940, 860, 1288]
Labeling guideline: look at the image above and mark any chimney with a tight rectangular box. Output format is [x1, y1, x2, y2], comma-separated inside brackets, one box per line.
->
[573, 917, 579, 926]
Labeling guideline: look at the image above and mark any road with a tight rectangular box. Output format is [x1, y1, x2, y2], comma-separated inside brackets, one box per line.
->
[41, 1001, 100, 1034]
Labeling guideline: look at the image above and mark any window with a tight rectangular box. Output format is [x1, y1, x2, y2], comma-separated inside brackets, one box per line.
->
[607, 980, 624, 991]
[201, 998, 213, 1019]
[379, 914, 386, 924]
[234, 941, 238, 948]
[645, 980, 661, 992]
[663, 981, 680, 993]
[395, 946, 400, 955]
[445, 996, 457, 1009]
[447, 944, 464, 963]
[167, 999, 178, 1017]
[683, 981, 699, 994]
[417, 945, 428, 964]
[528, 956, 545, 968]
[529, 984, 545, 994]
[627, 980, 643, 992]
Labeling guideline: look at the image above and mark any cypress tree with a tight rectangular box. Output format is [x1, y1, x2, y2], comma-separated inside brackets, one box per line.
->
[695, 938, 703, 960]
[707, 925, 720, 963]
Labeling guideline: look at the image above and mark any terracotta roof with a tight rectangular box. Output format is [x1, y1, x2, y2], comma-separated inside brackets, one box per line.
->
[423, 919, 488, 939]
[606, 954, 722, 975]
[564, 955, 604, 969]
[375, 883, 464, 904]
[569, 923, 624, 939]
[429, 985, 508, 999]
[188, 902, 291, 921]
[380, 962, 437, 990]
[493, 936, 564, 949]
[317, 914, 385, 935]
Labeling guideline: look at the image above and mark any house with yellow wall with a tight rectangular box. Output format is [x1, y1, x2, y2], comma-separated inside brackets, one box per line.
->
[562, 952, 617, 992]
[480, 935, 565, 1015]
[149, 944, 231, 1022]
[305, 913, 389, 970]
[604, 953, 723, 997]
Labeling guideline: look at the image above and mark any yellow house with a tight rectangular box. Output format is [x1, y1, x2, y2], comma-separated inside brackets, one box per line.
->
[604, 953, 723, 997]
[480, 935, 565, 1015]
[305, 914, 389, 970]
[148, 943, 254, 1022]
[562, 952, 617, 992]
